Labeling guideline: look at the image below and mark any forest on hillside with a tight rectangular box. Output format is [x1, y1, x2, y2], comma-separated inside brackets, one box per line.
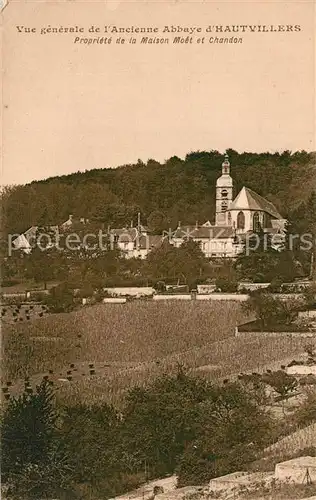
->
[1, 149, 316, 235]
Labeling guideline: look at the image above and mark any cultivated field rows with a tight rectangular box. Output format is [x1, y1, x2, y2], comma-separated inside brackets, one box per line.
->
[2, 301, 306, 405]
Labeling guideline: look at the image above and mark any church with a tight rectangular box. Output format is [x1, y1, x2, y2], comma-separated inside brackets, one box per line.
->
[170, 154, 286, 258]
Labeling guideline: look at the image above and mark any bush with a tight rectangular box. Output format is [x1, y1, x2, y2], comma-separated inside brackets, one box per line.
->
[295, 390, 316, 426]
[261, 370, 298, 399]
[1, 380, 76, 499]
[267, 277, 284, 293]
[215, 277, 238, 293]
[1, 279, 21, 287]
[243, 292, 301, 330]
[44, 283, 74, 313]
[176, 448, 216, 487]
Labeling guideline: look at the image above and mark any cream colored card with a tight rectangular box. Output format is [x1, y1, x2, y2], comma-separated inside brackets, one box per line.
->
[1, 0, 315, 185]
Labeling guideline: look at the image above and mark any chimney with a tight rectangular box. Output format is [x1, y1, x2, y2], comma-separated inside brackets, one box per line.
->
[69, 214, 73, 221]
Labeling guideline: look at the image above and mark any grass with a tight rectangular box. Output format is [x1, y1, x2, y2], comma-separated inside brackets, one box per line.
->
[241, 482, 316, 499]
[265, 421, 316, 458]
[1, 280, 60, 293]
[2, 301, 308, 405]
[2, 301, 243, 377]
[1, 303, 49, 324]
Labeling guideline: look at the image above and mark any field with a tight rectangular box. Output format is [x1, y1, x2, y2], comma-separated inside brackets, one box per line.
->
[2, 301, 307, 405]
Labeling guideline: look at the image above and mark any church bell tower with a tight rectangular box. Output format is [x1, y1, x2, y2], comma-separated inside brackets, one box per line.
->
[215, 154, 233, 226]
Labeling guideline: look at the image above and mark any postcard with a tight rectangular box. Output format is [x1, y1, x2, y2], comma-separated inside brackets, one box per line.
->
[1, 1, 316, 499]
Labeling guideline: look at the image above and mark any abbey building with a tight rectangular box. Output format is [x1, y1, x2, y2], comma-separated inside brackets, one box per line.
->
[170, 154, 286, 258]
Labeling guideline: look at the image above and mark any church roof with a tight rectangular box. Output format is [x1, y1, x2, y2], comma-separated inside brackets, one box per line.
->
[229, 187, 282, 219]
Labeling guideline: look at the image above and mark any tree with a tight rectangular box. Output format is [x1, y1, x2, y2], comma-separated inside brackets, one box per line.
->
[60, 403, 121, 496]
[117, 367, 213, 478]
[295, 390, 316, 426]
[262, 370, 298, 399]
[177, 382, 271, 486]
[243, 291, 300, 330]
[24, 248, 62, 289]
[1, 380, 75, 499]
[215, 276, 238, 293]
[147, 210, 169, 234]
[303, 282, 316, 310]
[144, 239, 209, 287]
[44, 283, 74, 313]
[306, 191, 316, 280]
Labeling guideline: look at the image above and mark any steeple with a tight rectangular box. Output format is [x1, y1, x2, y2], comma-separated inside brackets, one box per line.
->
[222, 154, 230, 175]
[215, 153, 233, 226]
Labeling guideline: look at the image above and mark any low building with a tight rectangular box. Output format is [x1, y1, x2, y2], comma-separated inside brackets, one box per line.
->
[109, 227, 165, 259]
[209, 471, 273, 495]
[12, 225, 59, 254]
[275, 456, 316, 484]
[60, 214, 90, 230]
[169, 223, 242, 258]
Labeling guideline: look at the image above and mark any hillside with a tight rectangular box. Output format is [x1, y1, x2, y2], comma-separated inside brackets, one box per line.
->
[2, 150, 315, 235]
[3, 301, 307, 406]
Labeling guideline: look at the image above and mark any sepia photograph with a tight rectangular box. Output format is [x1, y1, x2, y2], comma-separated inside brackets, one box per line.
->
[1, 0, 316, 499]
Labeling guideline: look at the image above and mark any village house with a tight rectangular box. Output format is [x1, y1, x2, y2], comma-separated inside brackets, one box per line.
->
[12, 225, 59, 254]
[109, 226, 165, 259]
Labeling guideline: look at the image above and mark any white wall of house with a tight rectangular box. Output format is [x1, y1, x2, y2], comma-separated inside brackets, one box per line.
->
[171, 236, 241, 258]
[196, 294, 249, 301]
[117, 241, 135, 257]
[153, 294, 191, 300]
[104, 287, 154, 297]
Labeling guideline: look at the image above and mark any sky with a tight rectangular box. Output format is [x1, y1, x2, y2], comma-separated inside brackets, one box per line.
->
[1, 0, 315, 186]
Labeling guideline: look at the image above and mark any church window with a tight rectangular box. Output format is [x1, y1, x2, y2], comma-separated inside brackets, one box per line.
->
[221, 189, 228, 198]
[221, 200, 228, 212]
[253, 212, 260, 232]
[263, 212, 270, 228]
[227, 212, 232, 225]
[237, 211, 245, 229]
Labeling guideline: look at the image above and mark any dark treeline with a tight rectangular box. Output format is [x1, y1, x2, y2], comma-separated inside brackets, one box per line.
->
[2, 150, 315, 235]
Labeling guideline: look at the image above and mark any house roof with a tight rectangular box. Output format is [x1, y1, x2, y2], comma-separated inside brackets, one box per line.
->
[110, 228, 138, 243]
[173, 225, 234, 240]
[14, 225, 59, 242]
[110, 226, 149, 242]
[229, 187, 282, 219]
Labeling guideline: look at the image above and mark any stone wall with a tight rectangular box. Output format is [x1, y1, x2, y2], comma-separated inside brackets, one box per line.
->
[286, 365, 316, 375]
[103, 287, 154, 297]
[153, 294, 192, 301]
[102, 297, 127, 304]
[235, 329, 316, 338]
[197, 293, 249, 301]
